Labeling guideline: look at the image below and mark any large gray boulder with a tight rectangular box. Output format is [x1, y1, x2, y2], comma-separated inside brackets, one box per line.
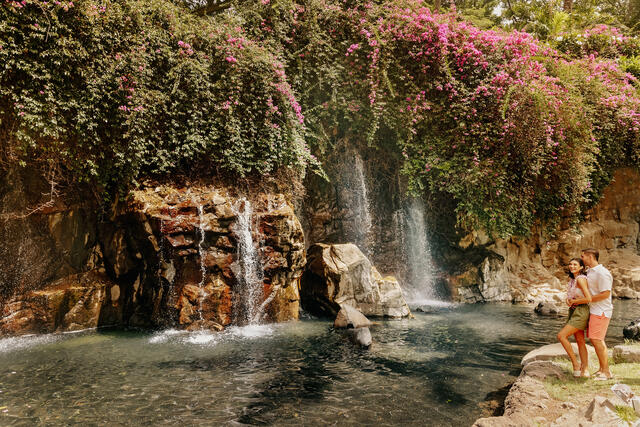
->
[300, 243, 411, 318]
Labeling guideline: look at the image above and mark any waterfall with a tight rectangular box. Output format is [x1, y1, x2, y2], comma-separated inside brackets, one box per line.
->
[354, 154, 372, 253]
[231, 198, 264, 325]
[338, 152, 372, 255]
[403, 198, 441, 304]
[194, 204, 208, 321]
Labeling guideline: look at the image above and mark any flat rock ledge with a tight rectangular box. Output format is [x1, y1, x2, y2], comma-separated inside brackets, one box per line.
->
[473, 345, 628, 426]
[521, 343, 597, 366]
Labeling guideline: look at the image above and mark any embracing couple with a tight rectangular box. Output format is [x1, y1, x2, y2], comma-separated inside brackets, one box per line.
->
[557, 248, 614, 380]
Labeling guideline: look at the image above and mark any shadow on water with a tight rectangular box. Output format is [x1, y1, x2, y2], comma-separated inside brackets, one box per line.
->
[2, 301, 640, 426]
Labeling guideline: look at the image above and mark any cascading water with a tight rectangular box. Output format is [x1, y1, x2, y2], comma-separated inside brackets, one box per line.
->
[403, 198, 444, 305]
[353, 154, 372, 255]
[231, 198, 264, 325]
[195, 203, 208, 322]
[337, 152, 373, 256]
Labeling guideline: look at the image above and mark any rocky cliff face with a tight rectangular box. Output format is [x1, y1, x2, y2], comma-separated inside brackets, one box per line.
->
[0, 174, 305, 335]
[302, 147, 640, 304]
[446, 168, 640, 303]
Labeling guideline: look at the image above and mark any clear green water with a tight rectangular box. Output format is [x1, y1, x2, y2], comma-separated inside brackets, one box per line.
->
[0, 301, 638, 426]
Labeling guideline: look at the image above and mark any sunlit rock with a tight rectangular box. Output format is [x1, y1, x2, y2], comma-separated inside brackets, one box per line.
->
[334, 305, 372, 329]
[300, 243, 410, 318]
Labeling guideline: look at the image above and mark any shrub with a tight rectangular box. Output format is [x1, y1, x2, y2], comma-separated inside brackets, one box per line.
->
[0, 0, 317, 194]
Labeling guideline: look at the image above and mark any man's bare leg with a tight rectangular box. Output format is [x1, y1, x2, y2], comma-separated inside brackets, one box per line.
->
[591, 338, 611, 377]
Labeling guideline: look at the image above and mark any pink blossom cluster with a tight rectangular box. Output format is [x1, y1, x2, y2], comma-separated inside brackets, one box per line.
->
[177, 40, 194, 56]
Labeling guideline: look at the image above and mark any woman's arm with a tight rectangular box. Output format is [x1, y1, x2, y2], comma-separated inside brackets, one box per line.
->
[570, 277, 592, 305]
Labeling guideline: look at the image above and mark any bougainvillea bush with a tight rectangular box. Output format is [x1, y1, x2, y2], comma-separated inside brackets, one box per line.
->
[334, 3, 640, 236]
[238, 0, 640, 236]
[0, 0, 316, 193]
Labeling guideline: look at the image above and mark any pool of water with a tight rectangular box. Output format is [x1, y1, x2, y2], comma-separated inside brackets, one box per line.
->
[1, 301, 639, 426]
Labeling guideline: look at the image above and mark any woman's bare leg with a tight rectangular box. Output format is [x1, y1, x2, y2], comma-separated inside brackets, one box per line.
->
[558, 324, 581, 371]
[574, 330, 588, 375]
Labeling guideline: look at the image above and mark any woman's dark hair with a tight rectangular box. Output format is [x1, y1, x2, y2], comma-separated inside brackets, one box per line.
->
[568, 257, 586, 279]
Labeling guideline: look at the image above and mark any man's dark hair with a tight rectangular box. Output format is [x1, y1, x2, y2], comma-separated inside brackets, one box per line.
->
[581, 248, 599, 261]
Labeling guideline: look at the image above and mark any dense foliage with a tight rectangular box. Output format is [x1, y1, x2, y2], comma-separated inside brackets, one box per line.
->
[2, 0, 640, 237]
[230, 0, 640, 236]
[0, 0, 316, 193]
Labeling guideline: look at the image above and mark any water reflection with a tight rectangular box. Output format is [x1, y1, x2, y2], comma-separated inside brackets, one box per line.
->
[0, 301, 639, 425]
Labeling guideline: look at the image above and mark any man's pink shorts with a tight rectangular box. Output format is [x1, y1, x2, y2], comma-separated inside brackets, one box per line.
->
[587, 313, 611, 341]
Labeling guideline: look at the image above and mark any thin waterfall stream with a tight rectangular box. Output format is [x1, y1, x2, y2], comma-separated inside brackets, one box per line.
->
[195, 203, 208, 322]
[403, 198, 446, 305]
[232, 198, 264, 325]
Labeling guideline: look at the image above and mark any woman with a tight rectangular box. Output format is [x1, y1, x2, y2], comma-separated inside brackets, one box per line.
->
[557, 258, 592, 377]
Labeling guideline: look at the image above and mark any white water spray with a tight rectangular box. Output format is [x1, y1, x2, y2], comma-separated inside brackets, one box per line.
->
[232, 198, 264, 325]
[403, 198, 442, 304]
[340, 153, 372, 255]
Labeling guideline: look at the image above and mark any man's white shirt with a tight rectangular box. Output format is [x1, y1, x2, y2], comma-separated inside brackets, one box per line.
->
[586, 264, 614, 318]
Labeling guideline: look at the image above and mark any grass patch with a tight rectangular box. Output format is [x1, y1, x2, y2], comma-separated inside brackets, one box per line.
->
[615, 405, 639, 422]
[544, 358, 640, 401]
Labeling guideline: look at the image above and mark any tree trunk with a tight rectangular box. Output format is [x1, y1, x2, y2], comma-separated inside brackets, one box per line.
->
[563, 0, 573, 12]
[434, 0, 441, 11]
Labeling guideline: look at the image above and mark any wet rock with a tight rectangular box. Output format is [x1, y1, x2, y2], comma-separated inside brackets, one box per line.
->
[185, 319, 224, 332]
[623, 318, 640, 341]
[0, 271, 122, 335]
[613, 344, 640, 363]
[334, 305, 372, 329]
[300, 243, 410, 318]
[534, 301, 560, 316]
[1, 181, 306, 335]
[344, 327, 372, 348]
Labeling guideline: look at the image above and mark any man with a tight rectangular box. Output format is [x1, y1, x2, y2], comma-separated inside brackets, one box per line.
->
[581, 248, 614, 380]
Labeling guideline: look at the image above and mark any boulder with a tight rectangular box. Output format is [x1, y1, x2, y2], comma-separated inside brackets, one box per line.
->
[344, 327, 372, 348]
[623, 318, 640, 341]
[534, 301, 560, 316]
[613, 344, 640, 363]
[300, 243, 410, 318]
[521, 342, 597, 366]
[520, 360, 565, 380]
[334, 305, 372, 329]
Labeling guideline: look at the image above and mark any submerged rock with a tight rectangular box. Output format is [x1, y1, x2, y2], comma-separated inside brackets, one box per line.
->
[533, 301, 560, 316]
[300, 243, 410, 319]
[344, 327, 372, 348]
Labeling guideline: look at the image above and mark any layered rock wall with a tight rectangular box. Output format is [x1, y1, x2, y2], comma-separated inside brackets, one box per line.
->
[447, 168, 640, 303]
[0, 174, 305, 335]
